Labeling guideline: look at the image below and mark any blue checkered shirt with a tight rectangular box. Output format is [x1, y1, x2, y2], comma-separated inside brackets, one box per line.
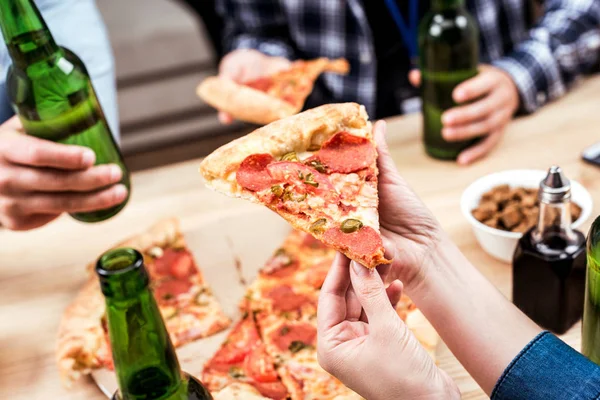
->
[217, 0, 600, 117]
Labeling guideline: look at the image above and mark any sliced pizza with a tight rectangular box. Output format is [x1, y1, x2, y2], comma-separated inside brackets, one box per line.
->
[213, 383, 271, 400]
[202, 314, 289, 400]
[56, 218, 231, 387]
[197, 58, 349, 125]
[200, 103, 390, 269]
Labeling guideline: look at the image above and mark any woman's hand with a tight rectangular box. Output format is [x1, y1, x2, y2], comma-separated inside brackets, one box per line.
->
[217, 49, 292, 124]
[317, 253, 460, 400]
[373, 120, 446, 292]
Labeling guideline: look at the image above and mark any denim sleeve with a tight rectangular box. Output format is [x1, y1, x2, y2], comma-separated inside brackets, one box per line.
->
[0, 0, 119, 139]
[492, 331, 600, 400]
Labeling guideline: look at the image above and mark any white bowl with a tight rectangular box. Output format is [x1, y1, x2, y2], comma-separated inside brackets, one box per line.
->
[461, 169, 594, 263]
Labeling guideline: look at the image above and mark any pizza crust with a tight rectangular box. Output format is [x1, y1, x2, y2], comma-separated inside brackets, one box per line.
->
[56, 218, 183, 387]
[199, 103, 371, 198]
[197, 77, 298, 125]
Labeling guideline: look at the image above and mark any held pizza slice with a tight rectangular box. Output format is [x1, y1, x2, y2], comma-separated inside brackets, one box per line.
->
[56, 218, 231, 387]
[199, 103, 390, 269]
[197, 58, 349, 125]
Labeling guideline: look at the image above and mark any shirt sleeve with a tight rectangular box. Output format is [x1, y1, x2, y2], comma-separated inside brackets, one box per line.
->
[0, 0, 119, 140]
[216, 0, 296, 59]
[492, 0, 600, 113]
[492, 331, 600, 400]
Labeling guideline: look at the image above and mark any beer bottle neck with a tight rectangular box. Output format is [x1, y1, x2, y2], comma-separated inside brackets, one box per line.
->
[432, 0, 465, 10]
[97, 249, 184, 400]
[0, 0, 61, 68]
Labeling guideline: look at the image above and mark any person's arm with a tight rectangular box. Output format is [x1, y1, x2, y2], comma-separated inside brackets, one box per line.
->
[216, 0, 296, 59]
[492, 0, 600, 113]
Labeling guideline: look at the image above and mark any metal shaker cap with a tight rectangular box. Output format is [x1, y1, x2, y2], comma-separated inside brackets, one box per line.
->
[539, 166, 571, 203]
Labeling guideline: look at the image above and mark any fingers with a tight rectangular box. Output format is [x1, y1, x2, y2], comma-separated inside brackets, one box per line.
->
[442, 91, 501, 128]
[453, 69, 494, 103]
[409, 69, 421, 87]
[1, 164, 123, 194]
[4, 184, 128, 215]
[218, 111, 234, 125]
[0, 115, 24, 135]
[1, 135, 95, 170]
[349, 261, 400, 330]
[457, 130, 504, 165]
[386, 280, 403, 309]
[318, 253, 352, 331]
[373, 121, 400, 180]
[0, 213, 59, 231]
[443, 109, 510, 142]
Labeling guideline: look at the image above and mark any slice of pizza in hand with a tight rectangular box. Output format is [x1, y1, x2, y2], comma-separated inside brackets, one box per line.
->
[197, 58, 349, 125]
[199, 103, 390, 269]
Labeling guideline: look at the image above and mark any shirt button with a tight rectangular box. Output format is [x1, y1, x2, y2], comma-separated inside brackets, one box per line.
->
[536, 92, 547, 106]
[360, 53, 372, 64]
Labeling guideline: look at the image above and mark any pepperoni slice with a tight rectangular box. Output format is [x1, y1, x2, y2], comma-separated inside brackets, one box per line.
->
[243, 345, 278, 383]
[322, 226, 383, 262]
[210, 317, 261, 365]
[237, 154, 277, 192]
[154, 249, 197, 280]
[271, 322, 317, 353]
[315, 132, 377, 173]
[251, 381, 289, 400]
[261, 250, 299, 279]
[263, 285, 310, 312]
[154, 278, 193, 301]
[305, 259, 331, 289]
[266, 162, 338, 201]
[245, 77, 275, 93]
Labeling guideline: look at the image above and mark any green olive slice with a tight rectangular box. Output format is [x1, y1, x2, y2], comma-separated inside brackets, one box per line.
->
[341, 219, 363, 233]
[281, 151, 299, 162]
[310, 218, 327, 234]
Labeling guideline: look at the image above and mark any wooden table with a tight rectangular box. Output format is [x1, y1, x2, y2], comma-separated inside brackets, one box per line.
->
[2, 76, 600, 400]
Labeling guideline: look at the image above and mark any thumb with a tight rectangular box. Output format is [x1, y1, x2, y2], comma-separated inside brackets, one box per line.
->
[349, 261, 399, 329]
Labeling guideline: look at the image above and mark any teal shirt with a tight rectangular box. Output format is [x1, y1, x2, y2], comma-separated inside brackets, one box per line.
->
[0, 0, 119, 138]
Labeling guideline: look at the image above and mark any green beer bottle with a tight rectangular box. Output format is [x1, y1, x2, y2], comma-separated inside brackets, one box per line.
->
[419, 0, 480, 160]
[0, 0, 130, 223]
[96, 248, 213, 400]
[583, 216, 600, 364]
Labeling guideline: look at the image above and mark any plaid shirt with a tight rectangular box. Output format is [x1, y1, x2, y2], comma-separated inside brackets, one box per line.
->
[217, 0, 600, 117]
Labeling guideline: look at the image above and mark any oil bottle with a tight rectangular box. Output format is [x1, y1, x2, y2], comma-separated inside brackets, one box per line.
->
[512, 166, 586, 334]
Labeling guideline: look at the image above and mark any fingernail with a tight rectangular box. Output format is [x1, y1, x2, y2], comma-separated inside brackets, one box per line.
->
[109, 165, 123, 182]
[113, 184, 128, 200]
[351, 261, 368, 276]
[82, 150, 95, 166]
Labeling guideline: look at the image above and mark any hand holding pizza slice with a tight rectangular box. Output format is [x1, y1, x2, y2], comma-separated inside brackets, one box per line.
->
[199, 103, 390, 269]
[197, 58, 350, 125]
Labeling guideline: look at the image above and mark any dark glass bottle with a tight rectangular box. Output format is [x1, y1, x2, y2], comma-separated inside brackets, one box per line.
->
[96, 248, 213, 400]
[583, 216, 600, 364]
[512, 167, 586, 334]
[419, 0, 481, 160]
[0, 0, 130, 223]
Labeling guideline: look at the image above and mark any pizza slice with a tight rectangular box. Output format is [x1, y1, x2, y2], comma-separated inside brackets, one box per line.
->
[213, 383, 272, 400]
[56, 218, 231, 387]
[200, 103, 390, 269]
[259, 230, 335, 290]
[202, 314, 289, 400]
[197, 58, 349, 125]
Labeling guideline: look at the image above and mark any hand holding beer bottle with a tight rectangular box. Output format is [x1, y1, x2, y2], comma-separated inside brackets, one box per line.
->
[0, 0, 130, 225]
[416, 0, 519, 165]
[0, 117, 127, 231]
